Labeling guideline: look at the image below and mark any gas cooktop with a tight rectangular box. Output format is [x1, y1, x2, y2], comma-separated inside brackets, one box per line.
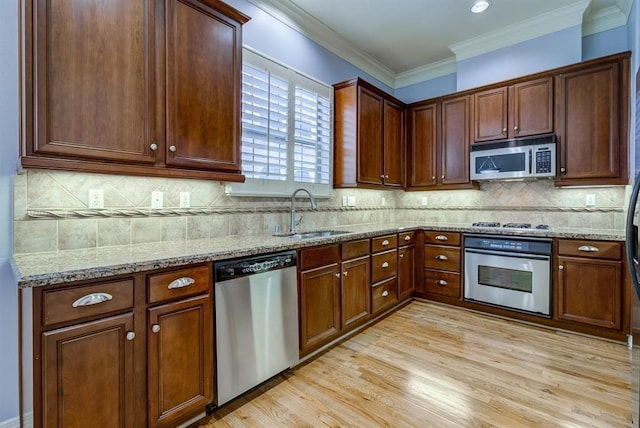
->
[471, 222, 551, 230]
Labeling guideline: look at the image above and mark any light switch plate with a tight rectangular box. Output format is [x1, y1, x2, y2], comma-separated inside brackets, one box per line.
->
[421, 196, 428, 206]
[88, 189, 104, 209]
[151, 191, 163, 209]
[179, 192, 190, 208]
[586, 194, 596, 206]
[347, 196, 356, 206]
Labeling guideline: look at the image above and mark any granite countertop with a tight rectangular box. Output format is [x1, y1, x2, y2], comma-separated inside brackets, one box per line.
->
[12, 222, 625, 288]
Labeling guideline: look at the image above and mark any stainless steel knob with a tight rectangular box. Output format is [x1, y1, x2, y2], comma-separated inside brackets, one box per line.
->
[502, 127, 507, 133]
[343, 271, 348, 277]
[382, 262, 389, 268]
[126, 332, 136, 341]
[436, 280, 448, 286]
[560, 167, 566, 173]
[150, 143, 158, 151]
[169, 145, 177, 153]
[441, 175, 445, 179]
[559, 265, 564, 270]
[151, 324, 160, 333]
[514, 126, 519, 131]
[381, 290, 389, 297]
[399, 253, 404, 258]
[404, 235, 411, 241]
[335, 273, 341, 278]
[436, 255, 448, 261]
[432, 176, 436, 180]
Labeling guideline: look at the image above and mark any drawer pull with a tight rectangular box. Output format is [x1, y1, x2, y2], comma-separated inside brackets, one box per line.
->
[381, 290, 389, 297]
[436, 255, 448, 261]
[382, 239, 390, 246]
[578, 245, 599, 252]
[382, 262, 389, 268]
[168, 277, 196, 289]
[126, 332, 136, 341]
[72, 292, 113, 308]
[435, 235, 448, 241]
[436, 280, 448, 286]
[404, 235, 411, 241]
[151, 324, 161, 333]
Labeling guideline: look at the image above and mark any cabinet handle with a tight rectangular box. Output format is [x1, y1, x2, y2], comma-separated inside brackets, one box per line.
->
[404, 235, 411, 241]
[399, 253, 404, 259]
[435, 235, 448, 241]
[169, 145, 177, 152]
[578, 245, 599, 252]
[436, 255, 448, 261]
[168, 277, 196, 289]
[126, 332, 136, 341]
[72, 292, 113, 308]
[343, 271, 348, 277]
[559, 265, 564, 270]
[381, 290, 389, 297]
[382, 239, 390, 246]
[151, 324, 160, 333]
[335, 273, 341, 278]
[382, 262, 389, 268]
[436, 279, 448, 286]
[502, 127, 508, 133]
[150, 143, 158, 151]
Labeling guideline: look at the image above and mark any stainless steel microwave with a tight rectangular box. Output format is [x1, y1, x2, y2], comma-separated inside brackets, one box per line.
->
[470, 134, 556, 181]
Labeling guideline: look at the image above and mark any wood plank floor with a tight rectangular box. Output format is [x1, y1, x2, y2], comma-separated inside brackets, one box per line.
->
[192, 301, 633, 427]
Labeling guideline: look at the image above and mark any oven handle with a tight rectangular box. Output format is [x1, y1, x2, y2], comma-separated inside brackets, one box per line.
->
[464, 248, 550, 261]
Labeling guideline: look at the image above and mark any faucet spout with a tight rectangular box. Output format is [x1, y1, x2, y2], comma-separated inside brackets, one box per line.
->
[290, 188, 317, 233]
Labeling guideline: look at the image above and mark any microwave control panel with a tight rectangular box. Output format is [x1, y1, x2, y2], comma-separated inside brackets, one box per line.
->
[534, 146, 554, 176]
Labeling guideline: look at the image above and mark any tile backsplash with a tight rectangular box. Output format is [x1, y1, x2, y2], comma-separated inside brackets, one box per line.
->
[13, 170, 627, 253]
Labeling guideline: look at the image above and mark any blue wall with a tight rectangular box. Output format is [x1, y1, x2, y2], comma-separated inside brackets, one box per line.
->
[583, 25, 629, 61]
[394, 73, 457, 104]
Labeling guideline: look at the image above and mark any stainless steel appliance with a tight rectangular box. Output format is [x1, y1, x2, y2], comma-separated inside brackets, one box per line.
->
[470, 134, 556, 181]
[626, 172, 640, 427]
[464, 234, 552, 316]
[214, 250, 299, 406]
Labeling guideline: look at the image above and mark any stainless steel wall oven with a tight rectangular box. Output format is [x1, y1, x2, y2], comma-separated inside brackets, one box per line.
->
[464, 234, 552, 316]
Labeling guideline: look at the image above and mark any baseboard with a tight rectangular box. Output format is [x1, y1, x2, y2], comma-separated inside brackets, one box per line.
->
[0, 414, 22, 428]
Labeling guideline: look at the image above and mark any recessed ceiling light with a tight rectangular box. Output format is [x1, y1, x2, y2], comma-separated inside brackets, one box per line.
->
[471, 0, 491, 13]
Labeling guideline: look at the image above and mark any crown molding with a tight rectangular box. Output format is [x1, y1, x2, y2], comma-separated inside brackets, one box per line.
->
[395, 56, 457, 89]
[449, 0, 591, 61]
[246, 0, 396, 88]
[583, 5, 628, 36]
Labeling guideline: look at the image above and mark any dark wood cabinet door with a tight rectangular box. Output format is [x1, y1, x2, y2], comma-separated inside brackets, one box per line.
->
[357, 86, 384, 185]
[299, 264, 341, 354]
[557, 256, 622, 329]
[510, 77, 553, 138]
[473, 87, 508, 142]
[383, 100, 405, 187]
[165, 0, 244, 172]
[397, 245, 415, 301]
[441, 95, 471, 185]
[408, 103, 438, 187]
[341, 256, 371, 330]
[28, 0, 158, 163]
[555, 62, 625, 184]
[148, 294, 213, 428]
[42, 313, 134, 428]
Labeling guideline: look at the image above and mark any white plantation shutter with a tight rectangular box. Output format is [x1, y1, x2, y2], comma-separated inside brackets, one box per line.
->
[226, 48, 333, 197]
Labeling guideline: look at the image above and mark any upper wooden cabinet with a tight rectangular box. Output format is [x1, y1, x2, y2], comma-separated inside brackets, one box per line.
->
[407, 95, 474, 190]
[22, 0, 249, 181]
[554, 54, 630, 186]
[474, 77, 553, 142]
[334, 78, 405, 189]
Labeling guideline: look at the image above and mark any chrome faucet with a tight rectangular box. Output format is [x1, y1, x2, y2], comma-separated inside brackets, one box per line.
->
[290, 188, 317, 234]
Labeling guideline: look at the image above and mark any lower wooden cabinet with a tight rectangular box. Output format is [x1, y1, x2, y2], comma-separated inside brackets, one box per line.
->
[341, 255, 371, 329]
[42, 313, 135, 428]
[422, 231, 462, 298]
[398, 244, 415, 301]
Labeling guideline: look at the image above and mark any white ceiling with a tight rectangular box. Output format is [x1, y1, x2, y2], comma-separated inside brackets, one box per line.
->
[248, 0, 632, 88]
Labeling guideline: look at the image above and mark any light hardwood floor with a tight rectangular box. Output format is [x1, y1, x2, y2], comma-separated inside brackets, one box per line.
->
[193, 301, 634, 427]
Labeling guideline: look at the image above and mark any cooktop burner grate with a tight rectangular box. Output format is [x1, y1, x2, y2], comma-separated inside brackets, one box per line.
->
[471, 222, 551, 230]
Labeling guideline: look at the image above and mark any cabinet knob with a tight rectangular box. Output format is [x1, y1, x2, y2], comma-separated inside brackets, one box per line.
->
[151, 324, 161, 333]
[126, 331, 136, 341]
[380, 174, 385, 179]
[335, 273, 341, 278]
[169, 145, 177, 153]
[436, 279, 448, 286]
[560, 167, 566, 173]
[150, 143, 158, 151]
[502, 128, 508, 133]
[559, 265, 564, 270]
[381, 290, 389, 297]
[385, 175, 389, 179]
[435, 235, 448, 241]
[441, 175, 445, 179]
[432, 176, 436, 180]
[436, 255, 448, 261]
[382, 261, 389, 268]
[382, 239, 390, 246]
[514, 126, 519, 132]
[343, 271, 348, 277]
[399, 253, 404, 258]
[404, 235, 411, 241]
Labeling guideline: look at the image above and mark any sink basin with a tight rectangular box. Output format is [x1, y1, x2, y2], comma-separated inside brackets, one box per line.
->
[275, 230, 351, 240]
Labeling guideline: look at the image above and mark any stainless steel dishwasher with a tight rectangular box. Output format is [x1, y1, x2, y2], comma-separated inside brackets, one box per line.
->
[213, 250, 299, 406]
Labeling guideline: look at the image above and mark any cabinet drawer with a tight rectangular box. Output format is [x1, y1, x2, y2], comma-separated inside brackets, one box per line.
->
[148, 265, 211, 305]
[558, 240, 621, 260]
[424, 270, 461, 298]
[342, 239, 371, 260]
[371, 250, 397, 283]
[42, 279, 134, 326]
[300, 245, 340, 270]
[398, 231, 416, 246]
[372, 277, 398, 314]
[372, 235, 398, 252]
[424, 245, 461, 272]
[424, 231, 460, 246]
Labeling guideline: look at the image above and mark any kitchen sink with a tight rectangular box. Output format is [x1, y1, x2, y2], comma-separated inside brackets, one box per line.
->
[274, 230, 351, 240]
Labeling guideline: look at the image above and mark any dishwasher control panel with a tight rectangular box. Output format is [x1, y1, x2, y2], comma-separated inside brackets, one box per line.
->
[214, 250, 297, 281]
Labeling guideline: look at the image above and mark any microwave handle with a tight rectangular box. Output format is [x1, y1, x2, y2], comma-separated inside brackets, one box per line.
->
[528, 149, 533, 174]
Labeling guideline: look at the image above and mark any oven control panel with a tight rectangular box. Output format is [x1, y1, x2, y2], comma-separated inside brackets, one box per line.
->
[464, 235, 552, 255]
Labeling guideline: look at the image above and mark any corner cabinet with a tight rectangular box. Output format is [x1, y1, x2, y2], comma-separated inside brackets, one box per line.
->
[554, 53, 630, 186]
[22, 0, 249, 181]
[334, 78, 406, 189]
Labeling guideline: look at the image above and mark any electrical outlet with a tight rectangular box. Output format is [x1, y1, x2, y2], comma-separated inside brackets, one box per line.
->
[179, 192, 191, 208]
[88, 189, 104, 209]
[421, 196, 428, 206]
[151, 191, 163, 209]
[347, 196, 356, 206]
[342, 196, 348, 207]
[586, 194, 596, 207]
[381, 197, 386, 207]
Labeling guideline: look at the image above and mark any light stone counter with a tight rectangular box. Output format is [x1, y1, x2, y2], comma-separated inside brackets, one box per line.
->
[12, 222, 625, 288]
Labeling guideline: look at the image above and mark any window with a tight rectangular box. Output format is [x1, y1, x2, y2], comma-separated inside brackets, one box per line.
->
[225, 49, 333, 197]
